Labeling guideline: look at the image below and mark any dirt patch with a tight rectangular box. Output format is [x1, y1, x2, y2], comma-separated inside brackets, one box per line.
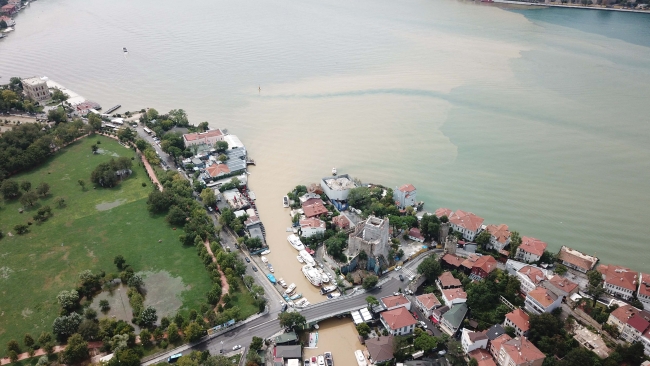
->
[21, 308, 33, 318]
[90, 284, 135, 326]
[0, 267, 14, 280]
[141, 271, 189, 321]
[96, 199, 126, 211]
[96, 148, 119, 157]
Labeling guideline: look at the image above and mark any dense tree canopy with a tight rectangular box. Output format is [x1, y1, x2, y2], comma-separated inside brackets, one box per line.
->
[90, 157, 133, 187]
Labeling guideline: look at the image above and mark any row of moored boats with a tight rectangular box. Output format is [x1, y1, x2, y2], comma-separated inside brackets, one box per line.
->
[304, 352, 334, 366]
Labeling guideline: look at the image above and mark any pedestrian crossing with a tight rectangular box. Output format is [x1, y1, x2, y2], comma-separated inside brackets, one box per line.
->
[400, 267, 417, 280]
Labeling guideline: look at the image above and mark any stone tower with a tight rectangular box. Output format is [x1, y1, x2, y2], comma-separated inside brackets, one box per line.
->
[439, 222, 450, 244]
[444, 235, 457, 255]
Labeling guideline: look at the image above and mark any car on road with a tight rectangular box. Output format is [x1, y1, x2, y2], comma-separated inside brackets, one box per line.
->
[419, 321, 427, 328]
[408, 275, 415, 281]
[281, 303, 288, 312]
[252, 265, 258, 272]
[393, 292, 399, 296]
[395, 265, 402, 271]
[399, 274, 404, 281]
[245, 257, 251, 263]
[232, 345, 242, 351]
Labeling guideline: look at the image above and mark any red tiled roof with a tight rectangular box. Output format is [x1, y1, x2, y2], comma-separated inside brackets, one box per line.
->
[505, 309, 530, 332]
[558, 246, 598, 272]
[332, 215, 350, 229]
[434, 207, 452, 219]
[398, 184, 416, 192]
[502, 337, 545, 364]
[415, 294, 441, 310]
[527, 287, 558, 308]
[473, 256, 497, 274]
[303, 202, 328, 218]
[518, 266, 545, 285]
[380, 307, 417, 330]
[469, 349, 496, 366]
[438, 272, 462, 288]
[381, 294, 410, 308]
[627, 315, 650, 333]
[490, 334, 512, 356]
[640, 273, 650, 298]
[598, 264, 638, 292]
[183, 129, 223, 142]
[547, 275, 578, 293]
[461, 254, 480, 269]
[609, 305, 639, 324]
[299, 218, 325, 229]
[442, 288, 467, 302]
[301, 197, 322, 207]
[519, 237, 547, 257]
[449, 209, 484, 232]
[408, 227, 424, 240]
[442, 254, 464, 267]
[485, 224, 510, 244]
[206, 163, 230, 177]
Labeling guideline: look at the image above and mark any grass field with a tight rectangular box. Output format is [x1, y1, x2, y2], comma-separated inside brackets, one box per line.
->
[0, 135, 212, 349]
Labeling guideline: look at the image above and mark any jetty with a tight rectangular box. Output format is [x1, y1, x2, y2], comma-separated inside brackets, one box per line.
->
[105, 104, 121, 114]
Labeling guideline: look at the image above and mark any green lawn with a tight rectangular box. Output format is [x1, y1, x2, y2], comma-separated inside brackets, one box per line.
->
[0, 135, 212, 348]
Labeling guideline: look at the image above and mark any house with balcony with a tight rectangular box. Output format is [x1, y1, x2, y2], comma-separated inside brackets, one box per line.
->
[380, 294, 411, 311]
[448, 209, 484, 242]
[607, 305, 642, 334]
[394, 184, 417, 209]
[621, 314, 650, 343]
[462, 328, 489, 354]
[517, 266, 546, 295]
[440, 303, 468, 336]
[496, 337, 545, 366]
[470, 255, 497, 281]
[414, 294, 441, 318]
[515, 237, 547, 263]
[484, 224, 511, 251]
[598, 264, 638, 301]
[557, 246, 598, 273]
[441, 288, 467, 307]
[640, 330, 650, 357]
[489, 334, 511, 359]
[503, 309, 530, 338]
[299, 218, 326, 238]
[524, 287, 562, 315]
[380, 307, 417, 336]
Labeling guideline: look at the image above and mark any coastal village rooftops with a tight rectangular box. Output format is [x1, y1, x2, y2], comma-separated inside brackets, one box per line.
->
[527, 287, 558, 307]
[485, 224, 510, 243]
[438, 271, 462, 288]
[183, 129, 223, 142]
[299, 218, 325, 230]
[519, 237, 547, 257]
[598, 264, 638, 291]
[640, 273, 650, 298]
[206, 163, 230, 177]
[381, 294, 410, 309]
[435, 207, 452, 219]
[398, 184, 416, 192]
[442, 288, 467, 302]
[609, 305, 640, 324]
[627, 315, 650, 333]
[468, 349, 496, 366]
[473, 256, 497, 274]
[416, 294, 441, 310]
[558, 246, 598, 272]
[302, 201, 328, 218]
[518, 266, 546, 285]
[491, 334, 512, 354]
[502, 337, 545, 365]
[408, 227, 424, 241]
[505, 309, 530, 332]
[461, 254, 480, 270]
[332, 215, 350, 229]
[442, 254, 464, 268]
[380, 307, 417, 330]
[547, 275, 578, 293]
[449, 209, 484, 232]
[364, 335, 394, 363]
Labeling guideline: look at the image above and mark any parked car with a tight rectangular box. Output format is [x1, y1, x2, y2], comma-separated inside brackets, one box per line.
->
[232, 345, 241, 350]
[395, 265, 402, 271]
[408, 275, 415, 281]
[399, 274, 404, 281]
[281, 304, 288, 312]
[252, 265, 258, 272]
[245, 257, 251, 263]
[419, 321, 427, 328]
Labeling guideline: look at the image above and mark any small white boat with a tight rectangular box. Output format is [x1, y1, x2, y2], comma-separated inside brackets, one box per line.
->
[327, 292, 341, 300]
[261, 256, 268, 263]
[278, 278, 287, 288]
[354, 350, 367, 366]
[283, 196, 289, 208]
[285, 283, 296, 294]
[288, 234, 305, 251]
[295, 298, 310, 308]
[123, 47, 128, 52]
[268, 265, 274, 273]
[260, 249, 271, 255]
[317, 355, 325, 366]
[332, 167, 337, 176]
[290, 293, 302, 300]
[321, 273, 329, 283]
[297, 255, 304, 264]
[320, 285, 337, 295]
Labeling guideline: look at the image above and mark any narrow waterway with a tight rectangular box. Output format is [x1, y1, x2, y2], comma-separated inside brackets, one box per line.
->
[302, 318, 364, 366]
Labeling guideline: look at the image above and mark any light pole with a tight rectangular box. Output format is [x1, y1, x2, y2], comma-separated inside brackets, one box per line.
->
[220, 341, 223, 354]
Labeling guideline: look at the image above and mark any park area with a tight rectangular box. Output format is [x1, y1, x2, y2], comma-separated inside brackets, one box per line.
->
[0, 135, 212, 348]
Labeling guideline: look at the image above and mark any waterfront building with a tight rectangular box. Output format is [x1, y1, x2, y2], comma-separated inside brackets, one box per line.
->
[320, 174, 356, 201]
[484, 224, 511, 251]
[638, 273, 650, 310]
[1, 4, 17, 15]
[223, 134, 244, 150]
[0, 16, 15, 27]
[204, 163, 230, 180]
[414, 293, 441, 318]
[557, 246, 598, 273]
[496, 337, 545, 366]
[517, 266, 546, 295]
[434, 207, 452, 220]
[393, 183, 417, 208]
[598, 264, 638, 300]
[347, 215, 389, 260]
[380, 294, 411, 311]
[543, 275, 578, 298]
[515, 237, 547, 263]
[621, 314, 650, 343]
[299, 218, 325, 238]
[380, 307, 417, 336]
[448, 209, 484, 242]
[524, 287, 562, 315]
[461, 328, 489, 354]
[21, 77, 51, 104]
[440, 303, 468, 336]
[364, 336, 394, 364]
[182, 129, 224, 147]
[503, 309, 529, 338]
[607, 305, 641, 333]
[470, 255, 497, 281]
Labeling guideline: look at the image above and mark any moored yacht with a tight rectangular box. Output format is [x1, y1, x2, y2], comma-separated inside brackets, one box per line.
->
[287, 234, 305, 251]
[283, 196, 289, 208]
[354, 350, 367, 366]
[302, 265, 322, 287]
[320, 285, 337, 295]
[285, 283, 296, 294]
[299, 250, 316, 267]
[297, 255, 304, 264]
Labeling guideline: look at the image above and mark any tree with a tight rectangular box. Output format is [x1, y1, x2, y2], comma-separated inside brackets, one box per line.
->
[365, 296, 379, 310]
[55, 197, 66, 208]
[475, 230, 491, 247]
[51, 89, 69, 107]
[23, 333, 34, 348]
[140, 306, 158, 328]
[413, 333, 438, 352]
[57, 289, 79, 311]
[7, 339, 21, 354]
[198, 121, 209, 132]
[99, 299, 110, 312]
[1, 180, 20, 199]
[138, 329, 152, 348]
[117, 127, 135, 142]
[167, 323, 181, 343]
[555, 264, 567, 275]
[362, 275, 379, 290]
[127, 274, 143, 289]
[36, 182, 50, 197]
[47, 107, 68, 123]
[184, 322, 204, 342]
[146, 108, 159, 121]
[417, 255, 442, 281]
[200, 188, 217, 207]
[278, 312, 306, 330]
[166, 205, 188, 226]
[250, 336, 263, 351]
[61, 333, 88, 364]
[38, 332, 53, 346]
[217, 154, 227, 163]
[206, 283, 222, 305]
[215, 141, 228, 153]
[20, 190, 38, 207]
[78, 320, 99, 341]
[114, 255, 126, 269]
[20, 181, 31, 192]
[7, 350, 17, 364]
[52, 312, 83, 339]
[13, 224, 28, 235]
[586, 269, 605, 306]
[87, 113, 103, 131]
[0, 20, 7, 29]
[528, 313, 563, 343]
[356, 323, 370, 338]
[468, 358, 479, 366]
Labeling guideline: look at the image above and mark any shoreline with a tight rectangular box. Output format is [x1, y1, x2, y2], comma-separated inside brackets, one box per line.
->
[486, 0, 650, 13]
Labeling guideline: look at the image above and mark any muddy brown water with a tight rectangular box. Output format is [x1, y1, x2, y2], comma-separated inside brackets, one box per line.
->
[302, 318, 364, 366]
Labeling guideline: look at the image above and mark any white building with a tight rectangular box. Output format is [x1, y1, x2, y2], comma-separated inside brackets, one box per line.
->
[182, 129, 225, 148]
[524, 287, 562, 315]
[461, 328, 488, 354]
[517, 266, 546, 295]
[621, 314, 650, 343]
[598, 264, 638, 301]
[393, 184, 417, 208]
[448, 210, 484, 242]
[320, 174, 357, 201]
[441, 288, 467, 307]
[223, 134, 244, 150]
[414, 294, 441, 318]
[515, 237, 547, 263]
[299, 218, 326, 238]
[496, 337, 545, 366]
[557, 246, 598, 273]
[380, 307, 417, 336]
[21, 77, 51, 104]
[503, 309, 530, 338]
[380, 294, 411, 311]
[484, 224, 510, 251]
[638, 273, 650, 311]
